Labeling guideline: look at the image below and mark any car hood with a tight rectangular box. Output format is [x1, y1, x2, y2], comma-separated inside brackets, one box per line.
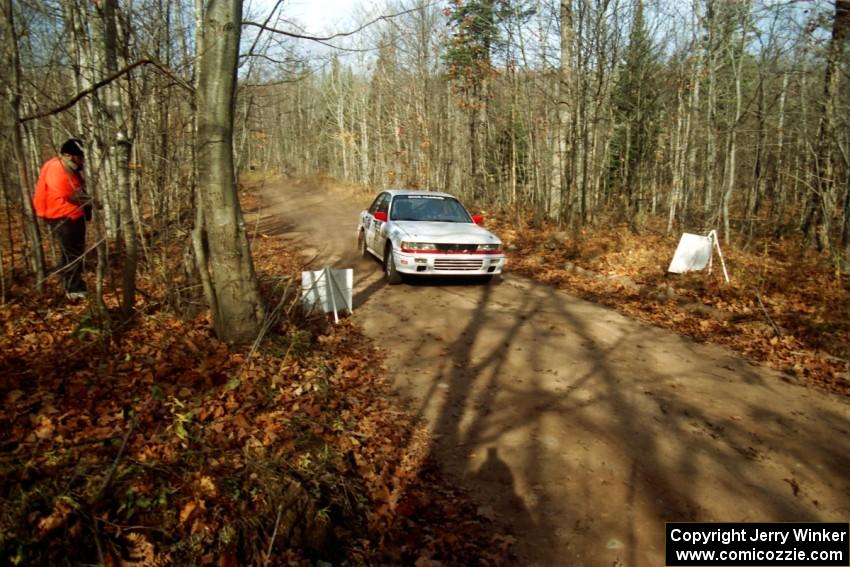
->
[394, 221, 501, 244]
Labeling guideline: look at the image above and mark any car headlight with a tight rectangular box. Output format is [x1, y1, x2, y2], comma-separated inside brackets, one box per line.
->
[401, 241, 436, 251]
[477, 243, 502, 252]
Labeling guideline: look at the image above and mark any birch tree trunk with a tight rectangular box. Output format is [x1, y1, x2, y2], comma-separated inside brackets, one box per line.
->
[549, 0, 573, 222]
[744, 75, 763, 243]
[359, 91, 370, 186]
[667, 85, 685, 234]
[195, 0, 264, 342]
[770, 71, 789, 224]
[469, 82, 488, 199]
[684, 48, 701, 220]
[720, 25, 745, 241]
[98, 0, 138, 317]
[704, 20, 717, 215]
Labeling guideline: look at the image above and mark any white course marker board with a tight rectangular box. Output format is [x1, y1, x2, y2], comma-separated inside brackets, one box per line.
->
[668, 233, 713, 273]
[301, 267, 353, 321]
[667, 230, 729, 283]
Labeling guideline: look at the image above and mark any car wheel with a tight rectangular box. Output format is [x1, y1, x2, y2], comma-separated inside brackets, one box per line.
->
[384, 244, 402, 285]
[358, 230, 369, 258]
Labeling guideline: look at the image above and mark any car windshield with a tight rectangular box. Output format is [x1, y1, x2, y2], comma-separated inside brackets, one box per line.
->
[390, 195, 472, 223]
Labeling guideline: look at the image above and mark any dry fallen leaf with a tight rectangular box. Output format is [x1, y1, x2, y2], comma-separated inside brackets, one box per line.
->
[120, 532, 157, 567]
[179, 501, 199, 525]
[37, 499, 72, 537]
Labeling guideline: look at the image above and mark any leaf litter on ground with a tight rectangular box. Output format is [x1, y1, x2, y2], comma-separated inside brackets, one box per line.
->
[0, 187, 513, 566]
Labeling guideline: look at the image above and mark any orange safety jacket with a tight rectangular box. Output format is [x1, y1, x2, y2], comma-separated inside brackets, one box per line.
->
[33, 156, 85, 220]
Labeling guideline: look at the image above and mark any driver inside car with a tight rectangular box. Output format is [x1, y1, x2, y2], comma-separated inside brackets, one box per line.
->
[426, 199, 453, 221]
[392, 199, 415, 220]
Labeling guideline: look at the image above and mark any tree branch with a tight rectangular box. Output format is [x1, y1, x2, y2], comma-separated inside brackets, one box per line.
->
[242, 2, 439, 42]
[20, 58, 193, 123]
[245, 0, 285, 59]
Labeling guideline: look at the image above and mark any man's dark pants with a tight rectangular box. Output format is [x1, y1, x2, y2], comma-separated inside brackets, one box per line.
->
[45, 216, 86, 293]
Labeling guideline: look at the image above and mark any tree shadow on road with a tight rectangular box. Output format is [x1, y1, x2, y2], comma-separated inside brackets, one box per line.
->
[410, 276, 850, 565]
[471, 447, 535, 533]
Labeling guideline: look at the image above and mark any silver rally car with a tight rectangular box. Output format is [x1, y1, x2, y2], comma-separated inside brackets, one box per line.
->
[357, 189, 506, 284]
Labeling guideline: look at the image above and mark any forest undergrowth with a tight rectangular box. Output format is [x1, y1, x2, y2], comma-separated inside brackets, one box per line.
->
[0, 188, 512, 566]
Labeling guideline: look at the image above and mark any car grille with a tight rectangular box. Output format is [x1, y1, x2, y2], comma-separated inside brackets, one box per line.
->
[434, 243, 478, 252]
[434, 258, 483, 271]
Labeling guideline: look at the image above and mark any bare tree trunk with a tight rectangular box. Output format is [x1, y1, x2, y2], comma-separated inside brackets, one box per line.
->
[746, 77, 766, 241]
[1, 175, 17, 284]
[392, 112, 402, 185]
[375, 86, 386, 187]
[802, 0, 848, 252]
[359, 93, 370, 186]
[336, 86, 350, 180]
[720, 25, 745, 241]
[770, 71, 789, 225]
[549, 0, 573, 222]
[668, 85, 686, 234]
[195, 0, 264, 343]
[704, 0, 718, 216]
[469, 82, 488, 200]
[796, 73, 811, 225]
[2, 0, 46, 289]
[842, 166, 850, 256]
[684, 41, 702, 222]
[509, 67, 519, 205]
[99, 0, 138, 318]
[62, 0, 119, 243]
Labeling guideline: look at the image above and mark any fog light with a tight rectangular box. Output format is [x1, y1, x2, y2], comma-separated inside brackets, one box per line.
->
[415, 258, 427, 264]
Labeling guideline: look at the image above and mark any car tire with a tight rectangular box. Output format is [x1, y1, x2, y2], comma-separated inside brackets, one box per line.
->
[358, 230, 369, 258]
[384, 244, 402, 285]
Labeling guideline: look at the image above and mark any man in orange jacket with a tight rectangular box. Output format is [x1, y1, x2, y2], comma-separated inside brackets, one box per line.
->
[33, 139, 90, 299]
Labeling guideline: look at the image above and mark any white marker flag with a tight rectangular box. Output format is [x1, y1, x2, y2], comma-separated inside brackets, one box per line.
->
[668, 230, 729, 283]
[301, 267, 353, 322]
[668, 233, 712, 273]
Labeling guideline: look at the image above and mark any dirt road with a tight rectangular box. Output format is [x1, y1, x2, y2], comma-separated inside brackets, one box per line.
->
[259, 179, 850, 566]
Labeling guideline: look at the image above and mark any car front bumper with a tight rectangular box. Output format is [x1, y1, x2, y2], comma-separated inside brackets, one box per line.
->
[393, 250, 506, 277]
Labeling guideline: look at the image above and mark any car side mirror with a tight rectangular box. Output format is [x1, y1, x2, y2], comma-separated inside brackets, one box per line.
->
[374, 211, 388, 222]
[472, 214, 484, 225]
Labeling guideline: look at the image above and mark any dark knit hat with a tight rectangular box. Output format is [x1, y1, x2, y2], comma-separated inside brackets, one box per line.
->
[60, 138, 84, 157]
